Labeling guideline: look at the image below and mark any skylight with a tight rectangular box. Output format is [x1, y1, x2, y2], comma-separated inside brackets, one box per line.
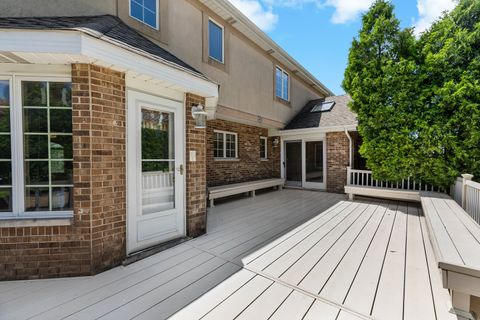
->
[311, 101, 335, 113]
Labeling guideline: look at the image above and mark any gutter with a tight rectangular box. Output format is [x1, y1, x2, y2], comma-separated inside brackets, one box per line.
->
[345, 129, 353, 168]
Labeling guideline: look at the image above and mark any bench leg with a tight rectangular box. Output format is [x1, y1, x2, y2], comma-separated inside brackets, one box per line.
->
[348, 193, 354, 201]
[451, 291, 474, 320]
[279, 185, 283, 191]
[251, 190, 256, 197]
[210, 199, 214, 208]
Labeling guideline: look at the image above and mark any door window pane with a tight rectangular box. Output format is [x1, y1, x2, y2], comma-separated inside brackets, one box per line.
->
[306, 141, 324, 183]
[0, 135, 11, 159]
[0, 162, 12, 185]
[141, 108, 175, 215]
[286, 142, 302, 184]
[22, 81, 73, 212]
[209, 20, 224, 62]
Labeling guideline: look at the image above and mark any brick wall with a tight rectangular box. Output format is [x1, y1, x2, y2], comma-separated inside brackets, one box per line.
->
[80, 65, 127, 273]
[326, 131, 350, 193]
[206, 119, 281, 187]
[0, 64, 126, 280]
[185, 93, 207, 237]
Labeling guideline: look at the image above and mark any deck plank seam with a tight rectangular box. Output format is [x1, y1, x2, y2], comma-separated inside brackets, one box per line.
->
[243, 200, 350, 265]
[282, 202, 371, 282]
[266, 202, 366, 276]
[245, 201, 354, 267]
[242, 265, 374, 320]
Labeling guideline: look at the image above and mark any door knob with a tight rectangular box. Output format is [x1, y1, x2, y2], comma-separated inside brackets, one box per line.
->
[178, 164, 184, 175]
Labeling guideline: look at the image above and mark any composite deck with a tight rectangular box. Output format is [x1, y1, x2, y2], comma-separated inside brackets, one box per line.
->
[0, 190, 456, 320]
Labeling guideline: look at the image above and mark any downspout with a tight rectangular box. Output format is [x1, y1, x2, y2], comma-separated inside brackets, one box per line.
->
[345, 129, 353, 168]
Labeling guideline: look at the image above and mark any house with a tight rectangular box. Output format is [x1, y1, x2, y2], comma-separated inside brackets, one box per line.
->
[0, 0, 359, 280]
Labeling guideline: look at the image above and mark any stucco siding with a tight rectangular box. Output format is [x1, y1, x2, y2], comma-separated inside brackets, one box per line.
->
[0, 0, 117, 17]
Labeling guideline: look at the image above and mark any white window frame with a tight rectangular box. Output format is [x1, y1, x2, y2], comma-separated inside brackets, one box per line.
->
[260, 136, 268, 160]
[129, 0, 160, 30]
[275, 66, 290, 101]
[208, 18, 225, 64]
[214, 130, 238, 159]
[0, 74, 73, 220]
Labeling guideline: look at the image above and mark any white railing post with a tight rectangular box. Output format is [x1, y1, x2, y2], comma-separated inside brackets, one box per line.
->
[347, 167, 352, 185]
[461, 173, 474, 209]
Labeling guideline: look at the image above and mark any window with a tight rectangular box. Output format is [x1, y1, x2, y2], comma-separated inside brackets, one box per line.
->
[130, 0, 159, 29]
[214, 131, 237, 159]
[209, 18, 224, 63]
[1, 78, 73, 218]
[275, 66, 289, 101]
[260, 137, 268, 159]
[311, 101, 335, 113]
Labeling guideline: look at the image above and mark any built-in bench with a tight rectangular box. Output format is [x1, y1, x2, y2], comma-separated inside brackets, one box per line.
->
[421, 193, 480, 319]
[208, 178, 285, 207]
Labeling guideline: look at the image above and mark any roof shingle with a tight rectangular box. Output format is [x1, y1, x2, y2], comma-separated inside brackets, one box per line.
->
[284, 95, 357, 130]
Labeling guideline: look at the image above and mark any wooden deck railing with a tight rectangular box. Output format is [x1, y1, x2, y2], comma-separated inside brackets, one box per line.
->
[451, 174, 480, 224]
[346, 167, 441, 192]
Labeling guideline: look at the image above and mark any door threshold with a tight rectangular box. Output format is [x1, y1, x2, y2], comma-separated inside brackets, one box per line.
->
[123, 236, 190, 266]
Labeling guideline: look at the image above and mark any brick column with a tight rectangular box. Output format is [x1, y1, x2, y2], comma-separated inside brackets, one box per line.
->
[326, 131, 350, 193]
[72, 64, 127, 274]
[185, 93, 207, 237]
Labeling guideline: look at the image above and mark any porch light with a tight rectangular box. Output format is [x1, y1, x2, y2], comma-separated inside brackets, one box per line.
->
[273, 137, 280, 147]
[191, 104, 207, 129]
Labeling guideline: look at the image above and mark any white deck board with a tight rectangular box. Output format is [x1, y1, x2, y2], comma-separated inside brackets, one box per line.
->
[341, 203, 398, 314]
[0, 190, 456, 320]
[403, 204, 436, 320]
[370, 204, 408, 320]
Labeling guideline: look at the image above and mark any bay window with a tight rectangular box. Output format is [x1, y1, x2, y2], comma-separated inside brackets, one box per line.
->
[0, 77, 73, 219]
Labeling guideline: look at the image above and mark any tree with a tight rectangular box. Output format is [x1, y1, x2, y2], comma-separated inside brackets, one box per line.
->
[343, 0, 480, 187]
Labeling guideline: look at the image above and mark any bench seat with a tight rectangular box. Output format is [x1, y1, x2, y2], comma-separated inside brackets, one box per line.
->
[421, 193, 480, 317]
[208, 178, 285, 207]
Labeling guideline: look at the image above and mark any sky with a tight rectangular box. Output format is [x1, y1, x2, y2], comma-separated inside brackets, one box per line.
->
[227, 0, 457, 95]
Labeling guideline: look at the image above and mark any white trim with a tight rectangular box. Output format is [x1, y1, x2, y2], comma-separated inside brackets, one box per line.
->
[278, 124, 358, 137]
[275, 66, 289, 102]
[208, 17, 225, 64]
[260, 136, 268, 160]
[213, 130, 238, 159]
[129, 0, 160, 30]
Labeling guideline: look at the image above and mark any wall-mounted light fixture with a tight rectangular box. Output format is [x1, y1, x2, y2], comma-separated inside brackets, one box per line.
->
[273, 137, 280, 148]
[191, 104, 207, 129]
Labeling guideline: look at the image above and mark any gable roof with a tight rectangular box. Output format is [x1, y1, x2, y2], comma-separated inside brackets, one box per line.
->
[0, 15, 208, 81]
[285, 95, 357, 130]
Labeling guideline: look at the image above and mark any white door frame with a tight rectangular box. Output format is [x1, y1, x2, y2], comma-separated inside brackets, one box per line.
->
[281, 133, 327, 190]
[126, 90, 185, 254]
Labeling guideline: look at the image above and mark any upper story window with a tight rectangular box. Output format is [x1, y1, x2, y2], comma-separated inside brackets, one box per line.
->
[130, 0, 159, 29]
[209, 18, 224, 63]
[214, 130, 237, 159]
[275, 66, 289, 101]
[0, 77, 73, 218]
[260, 137, 268, 160]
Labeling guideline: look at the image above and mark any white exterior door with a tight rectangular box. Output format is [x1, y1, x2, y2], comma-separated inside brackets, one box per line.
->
[127, 90, 185, 254]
